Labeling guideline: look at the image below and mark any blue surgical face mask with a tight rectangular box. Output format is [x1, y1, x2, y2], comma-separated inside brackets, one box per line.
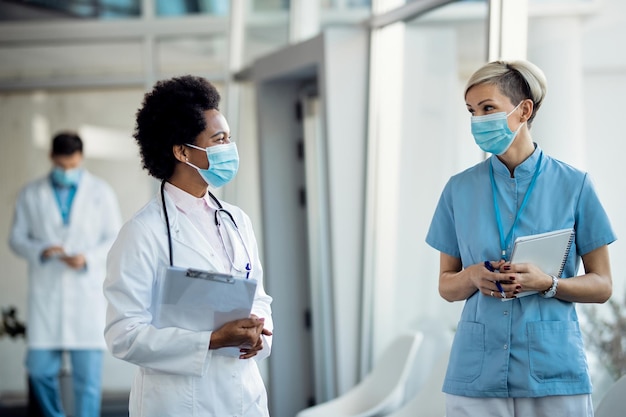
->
[471, 102, 524, 155]
[51, 166, 82, 187]
[185, 142, 239, 188]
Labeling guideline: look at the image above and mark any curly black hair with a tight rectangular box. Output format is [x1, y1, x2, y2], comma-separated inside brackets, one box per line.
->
[134, 75, 221, 180]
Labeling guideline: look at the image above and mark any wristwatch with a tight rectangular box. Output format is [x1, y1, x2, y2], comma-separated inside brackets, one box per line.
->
[541, 275, 559, 298]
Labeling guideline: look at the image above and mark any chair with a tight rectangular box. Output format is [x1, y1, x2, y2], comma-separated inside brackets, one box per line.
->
[295, 332, 424, 417]
[595, 373, 626, 417]
[384, 345, 450, 417]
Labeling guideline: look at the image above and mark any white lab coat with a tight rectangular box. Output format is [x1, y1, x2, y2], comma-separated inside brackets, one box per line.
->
[103, 189, 273, 417]
[9, 171, 122, 349]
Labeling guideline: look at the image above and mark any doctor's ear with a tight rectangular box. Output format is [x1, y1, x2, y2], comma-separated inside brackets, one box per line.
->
[172, 144, 188, 163]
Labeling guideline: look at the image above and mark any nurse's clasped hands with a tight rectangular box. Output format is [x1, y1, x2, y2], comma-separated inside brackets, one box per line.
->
[209, 314, 273, 359]
[473, 260, 519, 299]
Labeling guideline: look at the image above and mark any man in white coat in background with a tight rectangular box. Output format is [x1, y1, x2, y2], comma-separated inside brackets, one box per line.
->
[9, 131, 122, 417]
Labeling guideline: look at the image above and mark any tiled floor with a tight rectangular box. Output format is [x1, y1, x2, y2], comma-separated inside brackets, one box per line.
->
[0, 392, 129, 417]
[0, 407, 128, 417]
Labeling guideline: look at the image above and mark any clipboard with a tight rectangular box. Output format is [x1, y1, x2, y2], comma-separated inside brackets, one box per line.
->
[152, 266, 258, 356]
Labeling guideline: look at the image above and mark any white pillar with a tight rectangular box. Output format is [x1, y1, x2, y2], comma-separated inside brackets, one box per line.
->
[528, 15, 586, 170]
[360, 0, 405, 378]
[141, 0, 156, 90]
[226, 0, 245, 114]
[488, 0, 529, 60]
[289, 0, 320, 43]
[223, 0, 245, 203]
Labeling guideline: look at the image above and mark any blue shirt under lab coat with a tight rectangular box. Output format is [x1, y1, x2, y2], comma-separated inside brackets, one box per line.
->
[426, 145, 616, 398]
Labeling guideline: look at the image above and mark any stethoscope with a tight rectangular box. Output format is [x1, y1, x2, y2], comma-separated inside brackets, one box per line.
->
[160, 180, 252, 278]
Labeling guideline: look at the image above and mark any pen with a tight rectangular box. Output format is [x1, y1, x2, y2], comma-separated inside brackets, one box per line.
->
[484, 261, 506, 299]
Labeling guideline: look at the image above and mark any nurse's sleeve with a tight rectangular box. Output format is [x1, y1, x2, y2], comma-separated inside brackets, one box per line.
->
[574, 173, 617, 255]
[425, 180, 461, 259]
[103, 217, 212, 377]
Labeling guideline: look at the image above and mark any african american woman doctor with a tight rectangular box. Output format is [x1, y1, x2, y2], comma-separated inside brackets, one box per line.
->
[426, 60, 615, 416]
[103, 75, 273, 417]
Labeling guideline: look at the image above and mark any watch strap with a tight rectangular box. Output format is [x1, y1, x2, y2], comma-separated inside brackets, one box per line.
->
[541, 275, 559, 298]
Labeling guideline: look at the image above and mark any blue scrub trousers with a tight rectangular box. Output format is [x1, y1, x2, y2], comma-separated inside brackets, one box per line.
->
[26, 349, 103, 417]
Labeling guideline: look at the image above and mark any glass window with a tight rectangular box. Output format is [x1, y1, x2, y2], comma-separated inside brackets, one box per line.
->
[0, 41, 144, 81]
[251, 0, 289, 12]
[1, 0, 141, 20]
[243, 2, 289, 67]
[156, 35, 228, 78]
[366, 0, 489, 360]
[320, 0, 371, 9]
[155, 0, 229, 17]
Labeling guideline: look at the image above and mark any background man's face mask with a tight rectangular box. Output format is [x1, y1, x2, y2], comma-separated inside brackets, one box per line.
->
[51, 166, 82, 187]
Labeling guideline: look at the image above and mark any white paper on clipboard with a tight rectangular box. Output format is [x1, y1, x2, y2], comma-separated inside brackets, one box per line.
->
[152, 266, 258, 356]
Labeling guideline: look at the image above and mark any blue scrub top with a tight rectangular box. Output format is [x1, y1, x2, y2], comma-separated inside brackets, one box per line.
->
[426, 145, 616, 398]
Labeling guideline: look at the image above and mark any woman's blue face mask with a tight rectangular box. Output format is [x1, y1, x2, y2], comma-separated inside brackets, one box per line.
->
[185, 142, 239, 188]
[471, 102, 524, 155]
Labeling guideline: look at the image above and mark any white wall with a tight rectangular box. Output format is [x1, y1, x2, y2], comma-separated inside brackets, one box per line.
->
[526, 0, 626, 351]
[579, 0, 626, 398]
[0, 88, 151, 394]
[580, 0, 626, 302]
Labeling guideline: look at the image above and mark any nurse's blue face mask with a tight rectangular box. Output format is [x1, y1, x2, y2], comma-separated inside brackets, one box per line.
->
[471, 101, 524, 155]
[184, 142, 239, 188]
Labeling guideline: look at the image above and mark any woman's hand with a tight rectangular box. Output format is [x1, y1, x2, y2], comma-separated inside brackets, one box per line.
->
[210, 314, 273, 359]
[439, 253, 522, 301]
[472, 260, 521, 300]
[498, 261, 552, 294]
[503, 245, 612, 303]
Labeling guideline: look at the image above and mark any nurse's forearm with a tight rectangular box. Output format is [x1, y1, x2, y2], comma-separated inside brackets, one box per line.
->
[439, 270, 478, 302]
[438, 252, 478, 302]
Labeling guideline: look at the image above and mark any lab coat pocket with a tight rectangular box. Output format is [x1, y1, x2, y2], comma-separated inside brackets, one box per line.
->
[528, 320, 587, 383]
[446, 321, 484, 383]
[136, 368, 194, 416]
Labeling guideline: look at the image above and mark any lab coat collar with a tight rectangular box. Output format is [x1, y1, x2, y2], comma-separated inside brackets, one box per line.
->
[156, 187, 224, 272]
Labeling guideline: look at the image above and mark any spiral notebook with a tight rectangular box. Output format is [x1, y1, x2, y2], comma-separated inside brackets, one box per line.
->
[504, 228, 575, 301]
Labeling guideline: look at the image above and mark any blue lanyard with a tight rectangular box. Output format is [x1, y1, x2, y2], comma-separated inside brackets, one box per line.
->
[489, 153, 542, 260]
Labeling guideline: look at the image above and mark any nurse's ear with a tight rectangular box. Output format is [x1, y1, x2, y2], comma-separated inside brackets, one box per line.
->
[172, 144, 188, 163]
[519, 99, 534, 123]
